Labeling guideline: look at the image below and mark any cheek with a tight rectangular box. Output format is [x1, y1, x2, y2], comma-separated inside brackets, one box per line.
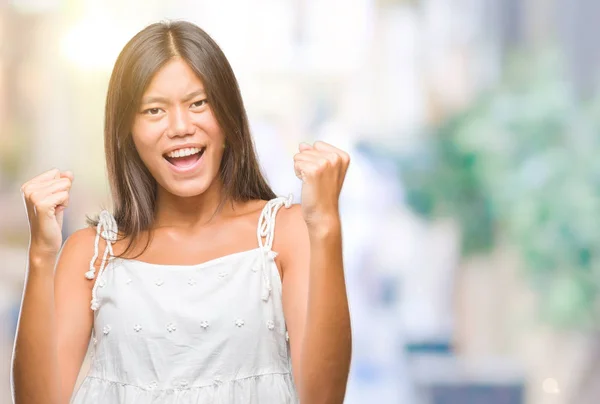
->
[131, 134, 151, 162]
[200, 109, 225, 141]
[208, 129, 226, 163]
[211, 143, 225, 168]
[131, 138, 163, 177]
[131, 121, 162, 157]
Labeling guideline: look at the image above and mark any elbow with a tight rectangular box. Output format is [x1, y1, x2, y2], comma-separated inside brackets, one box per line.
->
[11, 362, 62, 404]
[11, 357, 26, 404]
[299, 385, 349, 404]
[298, 358, 352, 404]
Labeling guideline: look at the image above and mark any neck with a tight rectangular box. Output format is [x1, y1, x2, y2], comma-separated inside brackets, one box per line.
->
[153, 180, 230, 229]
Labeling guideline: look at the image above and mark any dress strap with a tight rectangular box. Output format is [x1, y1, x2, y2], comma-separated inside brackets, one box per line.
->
[256, 194, 293, 301]
[85, 210, 118, 311]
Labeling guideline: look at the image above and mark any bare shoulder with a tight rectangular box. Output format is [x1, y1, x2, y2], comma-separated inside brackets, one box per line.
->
[275, 203, 306, 234]
[57, 227, 99, 278]
[272, 204, 309, 270]
[61, 227, 96, 256]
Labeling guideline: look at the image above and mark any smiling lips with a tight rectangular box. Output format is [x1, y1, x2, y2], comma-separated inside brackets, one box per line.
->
[163, 146, 206, 171]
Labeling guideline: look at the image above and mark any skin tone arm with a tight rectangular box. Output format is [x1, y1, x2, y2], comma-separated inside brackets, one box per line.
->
[12, 169, 95, 404]
[279, 141, 352, 404]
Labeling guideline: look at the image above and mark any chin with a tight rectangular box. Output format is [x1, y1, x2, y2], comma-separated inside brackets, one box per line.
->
[165, 182, 211, 198]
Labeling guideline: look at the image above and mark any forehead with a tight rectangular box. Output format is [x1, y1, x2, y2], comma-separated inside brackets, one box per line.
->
[143, 58, 204, 96]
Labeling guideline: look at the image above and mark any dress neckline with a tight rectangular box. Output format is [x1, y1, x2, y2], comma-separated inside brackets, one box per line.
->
[111, 247, 266, 270]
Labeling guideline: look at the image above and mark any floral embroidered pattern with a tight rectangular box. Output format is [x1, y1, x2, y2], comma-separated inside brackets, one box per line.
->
[166, 323, 177, 332]
[175, 380, 189, 389]
[235, 319, 245, 327]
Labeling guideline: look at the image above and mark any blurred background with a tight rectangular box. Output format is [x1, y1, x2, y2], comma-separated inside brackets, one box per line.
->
[1, 0, 600, 403]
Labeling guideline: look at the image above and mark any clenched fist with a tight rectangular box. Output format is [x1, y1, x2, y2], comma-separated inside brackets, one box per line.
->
[21, 168, 73, 256]
[293, 141, 350, 228]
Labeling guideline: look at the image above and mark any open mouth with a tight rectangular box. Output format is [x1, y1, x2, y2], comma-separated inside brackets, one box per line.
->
[163, 146, 206, 169]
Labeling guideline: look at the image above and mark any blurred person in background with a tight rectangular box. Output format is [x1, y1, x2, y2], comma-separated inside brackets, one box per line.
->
[11, 20, 351, 404]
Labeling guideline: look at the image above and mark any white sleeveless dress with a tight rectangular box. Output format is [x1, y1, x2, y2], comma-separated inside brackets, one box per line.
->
[71, 196, 299, 403]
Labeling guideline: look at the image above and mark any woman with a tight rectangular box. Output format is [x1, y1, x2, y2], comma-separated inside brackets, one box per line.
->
[12, 21, 351, 404]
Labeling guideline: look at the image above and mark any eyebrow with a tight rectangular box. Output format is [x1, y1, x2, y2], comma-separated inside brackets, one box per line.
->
[141, 89, 206, 105]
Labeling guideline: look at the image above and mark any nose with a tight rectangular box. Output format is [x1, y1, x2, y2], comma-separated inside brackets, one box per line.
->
[166, 106, 194, 138]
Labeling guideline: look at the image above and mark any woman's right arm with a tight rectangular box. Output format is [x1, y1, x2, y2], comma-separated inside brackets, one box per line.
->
[11, 169, 95, 404]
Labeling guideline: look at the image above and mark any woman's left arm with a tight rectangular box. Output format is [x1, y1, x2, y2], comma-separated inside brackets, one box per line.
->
[277, 141, 352, 404]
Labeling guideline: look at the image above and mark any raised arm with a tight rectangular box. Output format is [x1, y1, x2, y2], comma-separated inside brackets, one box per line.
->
[278, 141, 352, 404]
[12, 169, 95, 404]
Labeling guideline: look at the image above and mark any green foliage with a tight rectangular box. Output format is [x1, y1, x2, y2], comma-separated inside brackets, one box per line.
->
[400, 52, 600, 328]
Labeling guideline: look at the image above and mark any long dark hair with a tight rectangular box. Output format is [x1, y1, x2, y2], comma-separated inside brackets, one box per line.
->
[89, 20, 275, 255]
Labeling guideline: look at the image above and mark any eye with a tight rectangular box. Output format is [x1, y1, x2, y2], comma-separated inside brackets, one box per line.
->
[143, 108, 162, 115]
[191, 99, 207, 108]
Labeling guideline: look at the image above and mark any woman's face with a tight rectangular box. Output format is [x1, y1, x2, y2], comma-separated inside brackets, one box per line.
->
[131, 58, 225, 198]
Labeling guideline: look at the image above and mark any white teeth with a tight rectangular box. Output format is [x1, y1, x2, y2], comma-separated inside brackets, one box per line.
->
[166, 147, 202, 158]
